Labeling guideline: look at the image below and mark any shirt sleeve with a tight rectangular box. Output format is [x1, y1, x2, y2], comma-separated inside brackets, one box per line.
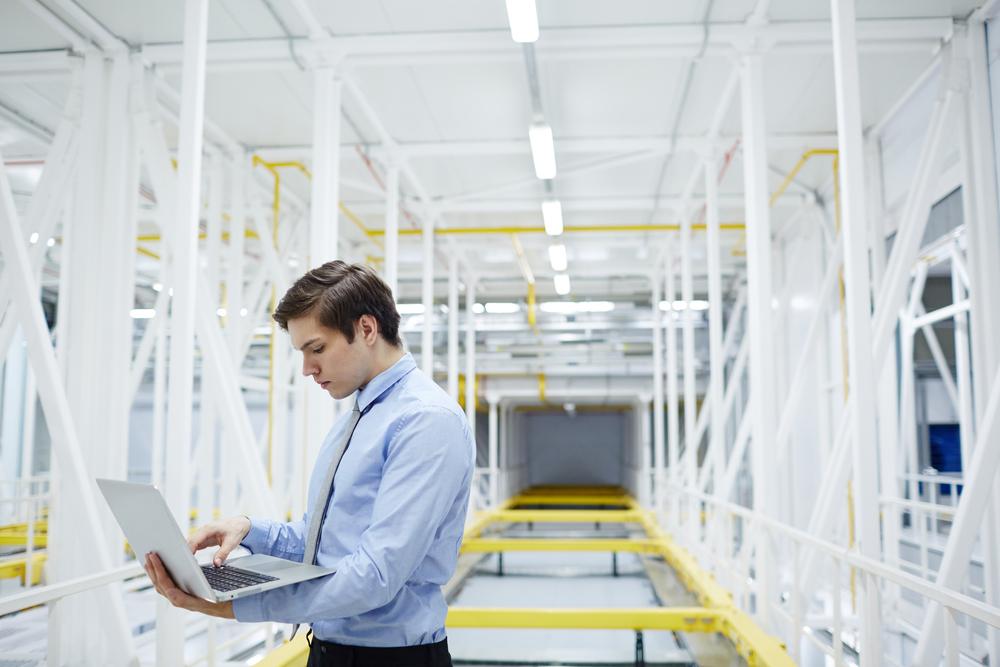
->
[232, 405, 472, 624]
[239, 516, 307, 562]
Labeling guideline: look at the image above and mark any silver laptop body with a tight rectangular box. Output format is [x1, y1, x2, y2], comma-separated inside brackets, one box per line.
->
[97, 478, 334, 602]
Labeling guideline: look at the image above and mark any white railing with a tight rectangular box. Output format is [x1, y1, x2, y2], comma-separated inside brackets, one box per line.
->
[663, 486, 1000, 666]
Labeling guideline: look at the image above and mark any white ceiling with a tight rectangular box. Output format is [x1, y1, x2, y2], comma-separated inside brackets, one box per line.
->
[0, 0, 977, 306]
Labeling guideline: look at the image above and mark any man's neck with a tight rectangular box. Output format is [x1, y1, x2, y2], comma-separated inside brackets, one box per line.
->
[365, 344, 406, 385]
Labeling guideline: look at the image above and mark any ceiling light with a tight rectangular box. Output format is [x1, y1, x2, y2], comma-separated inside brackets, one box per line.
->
[396, 303, 425, 315]
[548, 244, 568, 272]
[485, 302, 520, 314]
[529, 123, 556, 179]
[658, 300, 710, 311]
[505, 0, 539, 43]
[473, 302, 485, 314]
[46, 237, 55, 247]
[542, 199, 563, 236]
[152, 282, 163, 292]
[130, 309, 156, 319]
[540, 300, 614, 314]
[216, 308, 227, 317]
[28, 232, 39, 244]
[553, 273, 571, 296]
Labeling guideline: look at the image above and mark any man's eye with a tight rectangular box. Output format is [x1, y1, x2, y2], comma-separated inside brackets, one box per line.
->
[312, 347, 324, 354]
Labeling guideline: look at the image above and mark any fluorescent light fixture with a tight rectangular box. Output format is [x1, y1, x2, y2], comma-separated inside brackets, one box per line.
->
[28, 232, 39, 244]
[542, 200, 563, 236]
[473, 302, 485, 314]
[658, 300, 709, 311]
[396, 303, 425, 315]
[504, 0, 539, 43]
[130, 308, 156, 319]
[553, 273, 571, 295]
[540, 300, 614, 314]
[529, 124, 557, 179]
[548, 244, 568, 272]
[485, 302, 520, 314]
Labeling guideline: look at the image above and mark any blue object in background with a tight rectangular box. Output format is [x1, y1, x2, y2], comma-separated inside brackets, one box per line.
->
[928, 423, 963, 497]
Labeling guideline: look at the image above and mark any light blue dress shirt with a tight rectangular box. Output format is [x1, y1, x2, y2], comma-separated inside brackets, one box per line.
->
[232, 352, 475, 647]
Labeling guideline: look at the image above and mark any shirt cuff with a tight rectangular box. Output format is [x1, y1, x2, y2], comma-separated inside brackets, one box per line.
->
[232, 592, 267, 623]
[240, 517, 272, 555]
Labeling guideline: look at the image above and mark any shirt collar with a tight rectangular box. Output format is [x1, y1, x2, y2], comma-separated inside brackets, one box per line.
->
[355, 352, 416, 413]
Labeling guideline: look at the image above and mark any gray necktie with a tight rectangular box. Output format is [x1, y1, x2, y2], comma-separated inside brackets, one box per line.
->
[290, 402, 362, 640]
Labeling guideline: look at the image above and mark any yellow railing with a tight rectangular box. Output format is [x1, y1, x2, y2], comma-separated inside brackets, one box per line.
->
[257, 486, 794, 667]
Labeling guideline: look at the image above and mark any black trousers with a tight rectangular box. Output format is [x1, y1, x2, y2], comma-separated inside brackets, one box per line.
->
[306, 636, 452, 667]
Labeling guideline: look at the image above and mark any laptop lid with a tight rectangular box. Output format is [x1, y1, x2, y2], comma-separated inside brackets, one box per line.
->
[96, 478, 214, 600]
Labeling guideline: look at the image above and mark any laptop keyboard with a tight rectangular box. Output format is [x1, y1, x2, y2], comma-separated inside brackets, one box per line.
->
[201, 564, 278, 592]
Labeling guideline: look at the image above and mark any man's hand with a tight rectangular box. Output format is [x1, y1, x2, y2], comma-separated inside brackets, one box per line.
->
[187, 516, 252, 566]
[143, 553, 235, 619]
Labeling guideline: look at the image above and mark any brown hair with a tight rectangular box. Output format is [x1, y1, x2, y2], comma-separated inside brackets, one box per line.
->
[273, 261, 401, 347]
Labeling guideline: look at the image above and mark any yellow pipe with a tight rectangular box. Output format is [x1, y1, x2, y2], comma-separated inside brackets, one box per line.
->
[526, 281, 537, 330]
[366, 222, 746, 237]
[136, 230, 261, 243]
[769, 148, 838, 207]
[447, 607, 720, 632]
[537, 372, 546, 403]
[460, 537, 663, 554]
[136, 246, 160, 260]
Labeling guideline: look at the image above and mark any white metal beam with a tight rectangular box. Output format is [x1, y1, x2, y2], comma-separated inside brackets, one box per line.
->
[830, 1, 883, 659]
[0, 149, 136, 665]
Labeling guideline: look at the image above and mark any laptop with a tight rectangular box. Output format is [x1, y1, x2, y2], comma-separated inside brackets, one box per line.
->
[97, 478, 334, 602]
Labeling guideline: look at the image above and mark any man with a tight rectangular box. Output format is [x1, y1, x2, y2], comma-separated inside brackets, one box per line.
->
[144, 260, 475, 667]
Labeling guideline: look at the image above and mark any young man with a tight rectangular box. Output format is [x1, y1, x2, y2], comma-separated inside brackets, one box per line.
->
[144, 261, 475, 667]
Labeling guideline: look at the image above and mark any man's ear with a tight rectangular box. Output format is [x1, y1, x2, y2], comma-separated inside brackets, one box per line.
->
[358, 315, 379, 345]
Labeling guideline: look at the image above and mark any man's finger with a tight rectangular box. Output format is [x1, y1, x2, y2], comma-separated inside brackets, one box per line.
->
[188, 526, 221, 553]
[213, 539, 237, 567]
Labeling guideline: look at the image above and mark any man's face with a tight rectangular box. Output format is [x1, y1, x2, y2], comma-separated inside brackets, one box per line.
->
[287, 313, 371, 400]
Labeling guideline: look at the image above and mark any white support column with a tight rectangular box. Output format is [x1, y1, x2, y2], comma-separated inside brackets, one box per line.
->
[960, 22, 1000, 666]
[447, 253, 460, 401]
[421, 214, 434, 376]
[680, 193, 698, 544]
[740, 52, 777, 629]
[161, 1, 208, 662]
[639, 398, 652, 508]
[304, 68, 341, 478]
[830, 1, 882, 659]
[488, 398, 499, 507]
[222, 154, 246, 514]
[310, 67, 342, 265]
[384, 165, 400, 297]
[705, 151, 725, 552]
[915, 23, 1000, 665]
[465, 277, 477, 434]
[665, 250, 680, 525]
[0, 152, 136, 665]
[651, 268, 665, 514]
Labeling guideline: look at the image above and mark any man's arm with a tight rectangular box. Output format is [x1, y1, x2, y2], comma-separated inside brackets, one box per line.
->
[232, 406, 473, 624]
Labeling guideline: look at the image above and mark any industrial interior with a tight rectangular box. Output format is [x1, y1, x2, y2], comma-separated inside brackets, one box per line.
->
[1, 0, 999, 665]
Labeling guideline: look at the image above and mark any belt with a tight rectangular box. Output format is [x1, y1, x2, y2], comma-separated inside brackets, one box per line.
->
[308, 635, 450, 667]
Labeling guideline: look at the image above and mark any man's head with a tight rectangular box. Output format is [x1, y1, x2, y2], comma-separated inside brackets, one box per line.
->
[273, 261, 402, 399]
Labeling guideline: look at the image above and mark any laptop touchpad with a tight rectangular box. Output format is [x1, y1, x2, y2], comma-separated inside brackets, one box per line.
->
[252, 558, 301, 572]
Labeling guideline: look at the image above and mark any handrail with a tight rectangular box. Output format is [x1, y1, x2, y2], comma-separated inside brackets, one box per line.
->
[681, 488, 1000, 629]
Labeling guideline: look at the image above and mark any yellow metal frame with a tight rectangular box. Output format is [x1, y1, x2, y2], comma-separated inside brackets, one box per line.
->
[0, 552, 46, 585]
[257, 486, 795, 667]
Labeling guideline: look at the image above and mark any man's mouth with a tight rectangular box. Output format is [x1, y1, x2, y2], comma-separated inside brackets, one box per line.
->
[320, 380, 330, 389]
